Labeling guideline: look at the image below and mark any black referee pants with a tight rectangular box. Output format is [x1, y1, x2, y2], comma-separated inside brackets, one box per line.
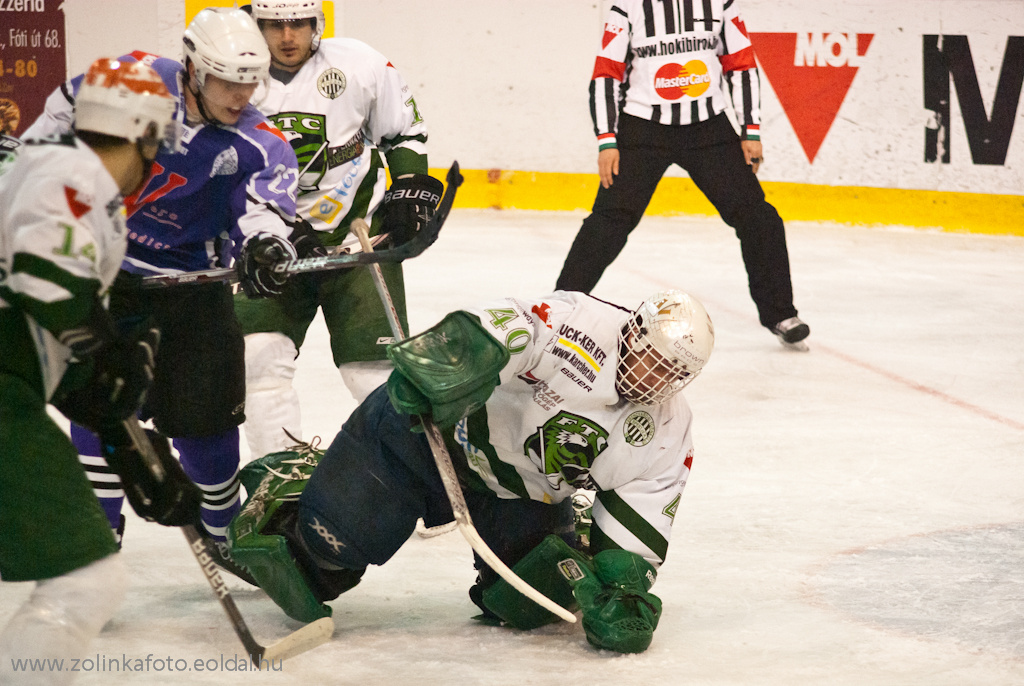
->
[556, 113, 798, 329]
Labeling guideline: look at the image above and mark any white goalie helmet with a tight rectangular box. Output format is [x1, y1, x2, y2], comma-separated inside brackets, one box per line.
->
[251, 0, 325, 38]
[75, 58, 180, 152]
[183, 8, 270, 86]
[615, 290, 715, 405]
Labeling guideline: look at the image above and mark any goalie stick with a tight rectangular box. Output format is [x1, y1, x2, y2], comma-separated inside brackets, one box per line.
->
[352, 222, 578, 625]
[139, 161, 464, 289]
[120, 419, 335, 666]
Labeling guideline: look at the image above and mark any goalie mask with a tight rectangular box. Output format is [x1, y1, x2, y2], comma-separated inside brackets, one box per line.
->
[75, 58, 181, 153]
[615, 290, 714, 405]
[183, 8, 270, 87]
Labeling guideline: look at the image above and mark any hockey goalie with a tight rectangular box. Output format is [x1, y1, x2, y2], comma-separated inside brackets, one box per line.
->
[227, 289, 714, 654]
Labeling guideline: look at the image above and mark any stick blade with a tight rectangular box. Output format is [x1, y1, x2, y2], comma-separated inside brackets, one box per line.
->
[261, 617, 335, 664]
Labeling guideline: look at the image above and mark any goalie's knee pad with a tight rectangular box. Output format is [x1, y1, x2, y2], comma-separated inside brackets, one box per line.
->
[338, 360, 392, 403]
[0, 554, 126, 665]
[475, 534, 590, 630]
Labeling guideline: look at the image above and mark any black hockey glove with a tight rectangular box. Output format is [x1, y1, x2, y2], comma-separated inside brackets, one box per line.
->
[52, 314, 160, 433]
[237, 233, 299, 298]
[99, 423, 203, 528]
[287, 216, 328, 259]
[379, 173, 444, 247]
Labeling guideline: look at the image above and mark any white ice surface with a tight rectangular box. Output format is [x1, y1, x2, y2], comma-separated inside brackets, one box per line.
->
[3, 209, 1024, 684]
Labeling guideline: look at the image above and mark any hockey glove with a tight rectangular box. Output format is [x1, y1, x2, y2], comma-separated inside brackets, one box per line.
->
[287, 216, 328, 259]
[385, 310, 510, 428]
[566, 549, 662, 654]
[237, 233, 298, 298]
[52, 316, 160, 433]
[99, 423, 202, 528]
[379, 173, 444, 247]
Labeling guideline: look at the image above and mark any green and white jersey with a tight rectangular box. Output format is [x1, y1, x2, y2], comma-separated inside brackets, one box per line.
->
[453, 291, 695, 567]
[253, 38, 428, 242]
[0, 135, 126, 399]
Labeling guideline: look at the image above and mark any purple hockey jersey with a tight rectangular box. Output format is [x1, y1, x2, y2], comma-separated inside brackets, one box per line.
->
[23, 50, 299, 276]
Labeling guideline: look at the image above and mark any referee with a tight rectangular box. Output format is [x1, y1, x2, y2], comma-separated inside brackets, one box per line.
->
[555, 0, 810, 349]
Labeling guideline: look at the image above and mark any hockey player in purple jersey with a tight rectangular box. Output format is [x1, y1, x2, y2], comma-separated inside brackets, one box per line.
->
[23, 8, 300, 573]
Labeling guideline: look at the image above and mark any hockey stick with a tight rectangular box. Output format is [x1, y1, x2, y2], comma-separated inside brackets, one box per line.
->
[352, 222, 578, 624]
[120, 419, 336, 666]
[139, 161, 464, 289]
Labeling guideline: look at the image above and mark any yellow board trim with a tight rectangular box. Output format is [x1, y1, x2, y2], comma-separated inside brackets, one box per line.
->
[429, 168, 1024, 237]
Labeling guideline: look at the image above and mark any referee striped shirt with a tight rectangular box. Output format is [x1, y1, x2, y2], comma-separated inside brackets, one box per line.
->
[590, 0, 762, 150]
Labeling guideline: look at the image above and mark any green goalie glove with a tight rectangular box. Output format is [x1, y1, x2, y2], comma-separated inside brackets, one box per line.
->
[481, 535, 662, 653]
[386, 310, 510, 428]
[569, 548, 662, 653]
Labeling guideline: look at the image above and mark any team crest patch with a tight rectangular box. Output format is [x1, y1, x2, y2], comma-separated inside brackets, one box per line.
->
[318, 68, 347, 99]
[524, 411, 608, 490]
[623, 411, 655, 447]
[211, 147, 239, 177]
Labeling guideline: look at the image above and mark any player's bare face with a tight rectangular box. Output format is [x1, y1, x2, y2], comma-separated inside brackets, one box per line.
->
[261, 19, 314, 72]
[198, 75, 258, 125]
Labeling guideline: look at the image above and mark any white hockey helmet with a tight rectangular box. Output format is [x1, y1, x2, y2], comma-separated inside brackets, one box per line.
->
[183, 8, 270, 86]
[75, 58, 180, 152]
[615, 290, 715, 405]
[251, 0, 325, 36]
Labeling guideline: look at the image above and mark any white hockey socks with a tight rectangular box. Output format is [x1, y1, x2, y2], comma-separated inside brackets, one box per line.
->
[0, 554, 126, 685]
[243, 332, 302, 460]
[338, 360, 393, 404]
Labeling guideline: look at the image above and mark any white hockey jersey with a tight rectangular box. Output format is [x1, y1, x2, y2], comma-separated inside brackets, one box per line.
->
[452, 291, 695, 567]
[253, 38, 428, 239]
[0, 135, 127, 399]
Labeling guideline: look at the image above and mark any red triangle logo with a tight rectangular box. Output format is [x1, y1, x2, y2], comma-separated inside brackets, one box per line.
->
[64, 185, 91, 218]
[749, 33, 873, 163]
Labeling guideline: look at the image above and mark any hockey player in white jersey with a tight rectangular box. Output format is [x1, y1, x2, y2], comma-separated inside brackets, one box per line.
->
[226, 289, 714, 654]
[22, 10, 301, 571]
[236, 0, 443, 459]
[0, 58, 199, 683]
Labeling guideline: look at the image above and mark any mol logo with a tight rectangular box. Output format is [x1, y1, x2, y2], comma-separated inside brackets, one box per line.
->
[749, 32, 874, 163]
[602, 22, 624, 49]
[654, 61, 711, 100]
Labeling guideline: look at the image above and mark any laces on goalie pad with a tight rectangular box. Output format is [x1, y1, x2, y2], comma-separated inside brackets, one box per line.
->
[228, 435, 340, 623]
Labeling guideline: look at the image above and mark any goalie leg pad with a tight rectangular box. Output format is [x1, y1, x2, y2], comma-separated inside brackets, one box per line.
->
[480, 534, 593, 630]
[386, 311, 510, 427]
[229, 445, 333, 623]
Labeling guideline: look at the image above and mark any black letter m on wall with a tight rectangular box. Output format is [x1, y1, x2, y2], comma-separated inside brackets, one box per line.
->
[923, 35, 1024, 165]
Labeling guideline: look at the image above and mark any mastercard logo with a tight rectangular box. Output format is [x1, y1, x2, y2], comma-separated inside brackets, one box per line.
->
[654, 60, 711, 100]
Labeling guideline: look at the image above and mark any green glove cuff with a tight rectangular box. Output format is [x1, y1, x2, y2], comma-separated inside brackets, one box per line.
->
[229, 447, 332, 623]
[592, 549, 657, 593]
[386, 310, 510, 427]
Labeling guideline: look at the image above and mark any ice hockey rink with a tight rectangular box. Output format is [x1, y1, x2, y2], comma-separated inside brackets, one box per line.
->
[3, 207, 1023, 685]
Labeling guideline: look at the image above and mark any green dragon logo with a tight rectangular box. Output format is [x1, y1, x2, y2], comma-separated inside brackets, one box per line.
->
[268, 111, 328, 193]
[524, 411, 608, 490]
